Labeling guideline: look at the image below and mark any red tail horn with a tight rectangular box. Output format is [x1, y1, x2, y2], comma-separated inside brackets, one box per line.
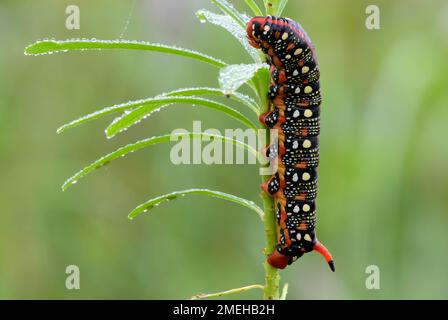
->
[313, 242, 335, 272]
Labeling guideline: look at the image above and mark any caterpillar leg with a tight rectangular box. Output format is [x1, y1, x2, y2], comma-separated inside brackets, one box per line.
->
[260, 173, 284, 196]
[259, 109, 285, 128]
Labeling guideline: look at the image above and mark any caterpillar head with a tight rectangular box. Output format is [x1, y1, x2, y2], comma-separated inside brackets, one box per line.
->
[267, 249, 304, 269]
[246, 16, 268, 49]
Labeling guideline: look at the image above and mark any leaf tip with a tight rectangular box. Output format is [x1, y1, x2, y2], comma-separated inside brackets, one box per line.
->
[24, 40, 56, 56]
[24, 42, 37, 56]
[195, 9, 206, 20]
[104, 126, 116, 139]
[105, 132, 115, 139]
[128, 212, 138, 220]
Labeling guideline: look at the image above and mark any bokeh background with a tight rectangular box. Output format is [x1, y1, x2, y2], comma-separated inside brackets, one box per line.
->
[1, 0, 447, 299]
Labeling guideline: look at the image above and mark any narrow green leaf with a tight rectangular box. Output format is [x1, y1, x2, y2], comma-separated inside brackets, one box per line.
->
[163, 87, 260, 114]
[191, 284, 264, 300]
[24, 39, 226, 68]
[219, 63, 269, 94]
[211, 0, 248, 29]
[128, 189, 265, 220]
[244, 0, 264, 16]
[105, 96, 257, 138]
[62, 132, 258, 191]
[56, 100, 162, 134]
[277, 0, 289, 16]
[196, 9, 260, 62]
[57, 87, 259, 134]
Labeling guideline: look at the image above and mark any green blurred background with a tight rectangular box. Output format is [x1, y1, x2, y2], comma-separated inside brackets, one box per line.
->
[1, 0, 448, 299]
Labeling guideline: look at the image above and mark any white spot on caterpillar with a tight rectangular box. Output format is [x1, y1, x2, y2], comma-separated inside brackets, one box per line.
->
[285, 54, 291, 59]
[292, 140, 299, 149]
[294, 87, 301, 94]
[292, 173, 299, 182]
[293, 110, 300, 118]
[296, 233, 302, 240]
[293, 69, 299, 76]
[303, 139, 312, 148]
[304, 109, 313, 118]
[293, 205, 300, 213]
[264, 25, 270, 31]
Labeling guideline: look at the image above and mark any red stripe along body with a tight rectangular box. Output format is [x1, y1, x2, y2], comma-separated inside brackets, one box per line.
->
[247, 16, 335, 271]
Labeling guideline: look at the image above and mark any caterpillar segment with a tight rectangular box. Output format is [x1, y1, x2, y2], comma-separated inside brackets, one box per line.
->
[247, 16, 335, 271]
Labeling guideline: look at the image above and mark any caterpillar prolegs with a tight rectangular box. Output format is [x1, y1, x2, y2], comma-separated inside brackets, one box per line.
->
[247, 16, 335, 271]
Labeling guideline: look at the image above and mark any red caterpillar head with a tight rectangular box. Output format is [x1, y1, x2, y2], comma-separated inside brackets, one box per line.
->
[246, 16, 268, 49]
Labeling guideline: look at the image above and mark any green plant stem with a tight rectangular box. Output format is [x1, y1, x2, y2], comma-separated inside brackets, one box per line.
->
[258, 0, 288, 300]
[261, 181, 280, 299]
[259, 104, 280, 300]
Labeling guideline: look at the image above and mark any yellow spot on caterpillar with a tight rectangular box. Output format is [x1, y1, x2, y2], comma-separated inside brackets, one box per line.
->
[302, 66, 310, 73]
[302, 172, 311, 181]
[285, 54, 291, 59]
[303, 139, 311, 148]
[294, 48, 303, 55]
[282, 32, 288, 40]
[303, 204, 311, 212]
[304, 109, 313, 117]
[304, 86, 313, 94]
[304, 233, 312, 241]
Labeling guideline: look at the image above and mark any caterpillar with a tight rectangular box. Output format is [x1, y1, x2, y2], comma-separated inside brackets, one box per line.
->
[247, 16, 335, 271]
